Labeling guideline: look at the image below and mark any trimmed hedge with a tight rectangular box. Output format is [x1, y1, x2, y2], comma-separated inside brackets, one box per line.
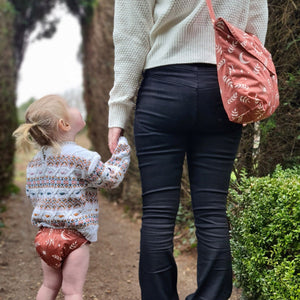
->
[0, 0, 17, 198]
[228, 166, 300, 299]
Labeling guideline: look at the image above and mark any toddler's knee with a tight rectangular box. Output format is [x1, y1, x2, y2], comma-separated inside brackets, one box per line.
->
[43, 274, 62, 290]
[61, 283, 82, 297]
[42, 282, 61, 294]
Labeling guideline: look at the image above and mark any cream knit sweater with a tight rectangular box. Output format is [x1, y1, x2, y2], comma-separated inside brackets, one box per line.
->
[108, 0, 269, 128]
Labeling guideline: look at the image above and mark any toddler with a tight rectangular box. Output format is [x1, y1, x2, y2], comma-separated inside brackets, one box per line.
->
[13, 95, 131, 300]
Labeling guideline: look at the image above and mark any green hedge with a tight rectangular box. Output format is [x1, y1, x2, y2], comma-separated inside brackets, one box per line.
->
[228, 166, 300, 299]
[0, 0, 17, 198]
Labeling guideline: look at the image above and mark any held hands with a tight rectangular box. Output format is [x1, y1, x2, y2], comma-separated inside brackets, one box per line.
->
[108, 127, 124, 153]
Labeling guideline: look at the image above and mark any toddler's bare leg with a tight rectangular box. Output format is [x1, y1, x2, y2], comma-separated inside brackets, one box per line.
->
[61, 244, 90, 300]
[36, 260, 62, 300]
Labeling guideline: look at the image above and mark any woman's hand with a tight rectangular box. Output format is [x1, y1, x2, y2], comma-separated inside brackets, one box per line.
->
[108, 127, 124, 154]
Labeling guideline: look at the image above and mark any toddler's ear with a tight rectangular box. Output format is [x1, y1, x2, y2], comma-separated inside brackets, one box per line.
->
[58, 119, 71, 132]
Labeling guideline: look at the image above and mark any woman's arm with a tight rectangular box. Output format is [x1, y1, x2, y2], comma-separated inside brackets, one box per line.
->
[87, 137, 131, 189]
[246, 0, 269, 44]
[108, 0, 155, 129]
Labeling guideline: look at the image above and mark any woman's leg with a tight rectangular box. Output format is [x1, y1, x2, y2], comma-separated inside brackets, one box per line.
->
[186, 65, 242, 300]
[134, 66, 199, 300]
[61, 244, 90, 300]
[186, 129, 241, 300]
[136, 134, 185, 300]
[36, 260, 62, 300]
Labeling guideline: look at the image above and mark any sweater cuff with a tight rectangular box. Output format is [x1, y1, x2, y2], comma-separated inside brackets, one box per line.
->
[108, 103, 133, 129]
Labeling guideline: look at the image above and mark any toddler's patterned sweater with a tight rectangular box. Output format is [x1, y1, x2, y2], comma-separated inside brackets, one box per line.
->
[26, 137, 131, 242]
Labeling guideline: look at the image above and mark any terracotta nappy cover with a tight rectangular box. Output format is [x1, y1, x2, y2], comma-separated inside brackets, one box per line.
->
[34, 227, 89, 269]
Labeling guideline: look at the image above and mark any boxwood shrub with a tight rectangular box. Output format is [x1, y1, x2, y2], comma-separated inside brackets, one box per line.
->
[228, 166, 300, 300]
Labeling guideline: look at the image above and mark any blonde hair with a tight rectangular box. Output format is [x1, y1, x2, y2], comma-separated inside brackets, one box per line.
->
[13, 95, 69, 152]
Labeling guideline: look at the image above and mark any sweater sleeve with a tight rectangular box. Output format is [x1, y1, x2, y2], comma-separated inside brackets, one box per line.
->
[87, 137, 131, 189]
[245, 0, 268, 44]
[108, 0, 155, 129]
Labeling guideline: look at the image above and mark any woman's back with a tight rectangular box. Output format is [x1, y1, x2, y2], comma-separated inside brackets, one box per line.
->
[109, 0, 268, 128]
[147, 0, 268, 67]
[113, 0, 268, 70]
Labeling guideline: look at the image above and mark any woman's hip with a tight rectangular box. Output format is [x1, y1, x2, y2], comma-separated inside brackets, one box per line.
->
[135, 63, 242, 134]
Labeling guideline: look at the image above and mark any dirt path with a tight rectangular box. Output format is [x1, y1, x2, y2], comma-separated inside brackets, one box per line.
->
[0, 187, 197, 300]
[0, 189, 241, 300]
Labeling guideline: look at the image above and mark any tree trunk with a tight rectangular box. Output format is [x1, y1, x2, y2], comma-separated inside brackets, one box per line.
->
[81, 0, 142, 205]
[82, 0, 114, 162]
[0, 0, 17, 198]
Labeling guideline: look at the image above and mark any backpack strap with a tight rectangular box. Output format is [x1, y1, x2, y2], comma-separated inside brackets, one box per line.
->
[205, 0, 216, 23]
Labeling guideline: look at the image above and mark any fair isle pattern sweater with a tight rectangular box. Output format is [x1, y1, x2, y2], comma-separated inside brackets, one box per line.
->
[26, 137, 130, 242]
[108, 0, 269, 128]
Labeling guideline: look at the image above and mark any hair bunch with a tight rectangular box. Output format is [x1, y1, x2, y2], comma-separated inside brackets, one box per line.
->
[13, 95, 69, 153]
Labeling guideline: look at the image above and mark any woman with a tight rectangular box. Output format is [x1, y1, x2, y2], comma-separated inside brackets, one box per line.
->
[108, 1, 268, 299]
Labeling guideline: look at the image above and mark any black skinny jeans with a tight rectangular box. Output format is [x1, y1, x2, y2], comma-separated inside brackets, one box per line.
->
[134, 64, 242, 300]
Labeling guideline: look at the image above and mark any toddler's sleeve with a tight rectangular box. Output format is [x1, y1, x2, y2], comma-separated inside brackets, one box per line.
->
[87, 137, 131, 189]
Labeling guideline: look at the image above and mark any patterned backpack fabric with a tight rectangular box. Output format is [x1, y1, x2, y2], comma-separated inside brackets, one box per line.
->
[206, 0, 280, 124]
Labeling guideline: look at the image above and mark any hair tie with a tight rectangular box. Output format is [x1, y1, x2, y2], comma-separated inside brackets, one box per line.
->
[26, 118, 38, 127]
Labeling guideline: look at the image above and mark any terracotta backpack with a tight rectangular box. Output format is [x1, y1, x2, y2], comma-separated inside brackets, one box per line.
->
[206, 0, 280, 124]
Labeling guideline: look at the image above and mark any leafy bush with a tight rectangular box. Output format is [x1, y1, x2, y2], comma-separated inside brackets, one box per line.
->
[228, 166, 300, 299]
[175, 202, 197, 250]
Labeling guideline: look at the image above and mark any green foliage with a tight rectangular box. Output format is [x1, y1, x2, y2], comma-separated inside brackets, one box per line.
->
[17, 97, 35, 123]
[286, 69, 300, 90]
[254, 0, 300, 175]
[0, 0, 18, 199]
[0, 201, 7, 234]
[0, 0, 14, 14]
[259, 117, 277, 143]
[63, 0, 98, 24]
[0, 1, 15, 48]
[8, 0, 58, 69]
[175, 202, 197, 249]
[5, 183, 20, 195]
[228, 166, 300, 299]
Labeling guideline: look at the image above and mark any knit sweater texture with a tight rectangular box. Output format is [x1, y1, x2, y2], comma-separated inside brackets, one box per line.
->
[26, 137, 131, 242]
[108, 0, 269, 128]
